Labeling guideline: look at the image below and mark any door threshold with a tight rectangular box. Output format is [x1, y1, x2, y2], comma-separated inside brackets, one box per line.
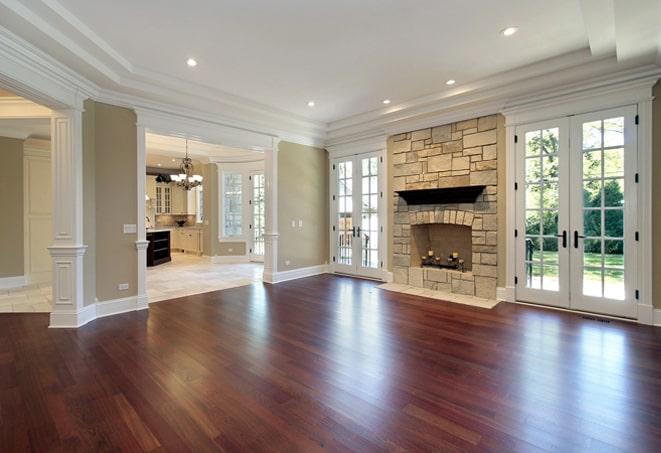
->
[332, 272, 384, 282]
[510, 299, 637, 323]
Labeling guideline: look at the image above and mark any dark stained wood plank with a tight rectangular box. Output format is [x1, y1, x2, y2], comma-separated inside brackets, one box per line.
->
[0, 274, 660, 452]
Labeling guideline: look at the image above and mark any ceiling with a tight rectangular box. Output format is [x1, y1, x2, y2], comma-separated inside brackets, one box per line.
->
[0, 0, 659, 128]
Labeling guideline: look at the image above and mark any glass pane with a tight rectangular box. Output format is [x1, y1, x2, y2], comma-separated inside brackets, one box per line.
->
[583, 151, 601, 178]
[604, 270, 625, 300]
[525, 131, 542, 157]
[542, 181, 559, 209]
[543, 266, 559, 291]
[583, 267, 603, 297]
[526, 184, 541, 209]
[583, 180, 602, 207]
[526, 211, 540, 235]
[604, 240, 624, 269]
[604, 210, 623, 238]
[526, 158, 542, 181]
[223, 173, 242, 237]
[603, 117, 624, 148]
[584, 210, 601, 237]
[525, 237, 541, 263]
[603, 148, 624, 178]
[541, 210, 558, 236]
[542, 156, 559, 180]
[526, 264, 542, 289]
[583, 120, 602, 150]
[542, 128, 559, 154]
[604, 179, 624, 207]
[584, 239, 602, 262]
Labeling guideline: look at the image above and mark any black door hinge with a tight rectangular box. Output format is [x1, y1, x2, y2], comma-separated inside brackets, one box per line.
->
[381, 261, 384, 268]
[635, 173, 639, 183]
[380, 156, 383, 163]
[635, 289, 639, 300]
[514, 229, 518, 237]
[514, 135, 518, 143]
[332, 195, 336, 201]
[332, 225, 336, 231]
[249, 248, 252, 253]
[249, 200, 252, 205]
[635, 231, 639, 241]
[635, 114, 639, 125]
[514, 276, 518, 285]
[249, 224, 252, 229]
[514, 182, 518, 190]
[332, 164, 335, 170]
[332, 256, 336, 262]
[380, 191, 383, 198]
[380, 226, 383, 233]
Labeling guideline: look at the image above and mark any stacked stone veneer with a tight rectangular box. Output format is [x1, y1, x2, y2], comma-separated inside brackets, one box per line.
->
[391, 115, 500, 299]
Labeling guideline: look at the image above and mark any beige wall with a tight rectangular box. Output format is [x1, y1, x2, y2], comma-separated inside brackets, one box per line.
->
[0, 136, 24, 277]
[653, 82, 661, 308]
[202, 163, 218, 256]
[82, 100, 97, 305]
[278, 141, 328, 270]
[92, 102, 138, 302]
[218, 242, 247, 256]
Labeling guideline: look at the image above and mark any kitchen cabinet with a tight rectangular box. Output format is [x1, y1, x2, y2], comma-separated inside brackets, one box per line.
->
[155, 183, 171, 214]
[173, 228, 203, 255]
[146, 230, 171, 266]
[171, 184, 186, 214]
[146, 175, 157, 201]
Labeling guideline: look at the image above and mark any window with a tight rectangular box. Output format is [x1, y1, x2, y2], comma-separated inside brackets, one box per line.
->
[252, 173, 265, 256]
[222, 172, 243, 237]
[196, 186, 204, 224]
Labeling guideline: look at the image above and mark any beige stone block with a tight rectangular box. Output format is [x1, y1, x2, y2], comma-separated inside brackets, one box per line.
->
[470, 170, 497, 186]
[449, 210, 456, 224]
[482, 214, 498, 231]
[472, 217, 483, 230]
[452, 278, 475, 295]
[476, 160, 497, 171]
[392, 133, 407, 142]
[407, 152, 419, 163]
[470, 155, 483, 163]
[486, 231, 498, 245]
[463, 130, 497, 148]
[392, 140, 412, 154]
[411, 140, 425, 151]
[392, 153, 407, 165]
[452, 157, 470, 171]
[456, 210, 465, 225]
[472, 253, 480, 264]
[472, 232, 486, 245]
[393, 176, 406, 191]
[452, 131, 463, 140]
[442, 140, 463, 154]
[475, 276, 497, 298]
[423, 172, 439, 182]
[427, 268, 447, 283]
[463, 127, 478, 135]
[394, 212, 409, 224]
[443, 210, 450, 223]
[464, 211, 474, 226]
[451, 170, 470, 176]
[428, 154, 452, 172]
[428, 146, 442, 156]
[409, 267, 424, 288]
[438, 175, 470, 188]
[483, 144, 497, 161]
[473, 264, 497, 278]
[393, 254, 410, 267]
[406, 174, 421, 183]
[462, 146, 483, 156]
[480, 253, 497, 265]
[411, 129, 432, 141]
[478, 115, 498, 131]
[436, 283, 452, 293]
[431, 124, 452, 143]
[393, 162, 422, 176]
[455, 118, 478, 131]
[393, 267, 409, 284]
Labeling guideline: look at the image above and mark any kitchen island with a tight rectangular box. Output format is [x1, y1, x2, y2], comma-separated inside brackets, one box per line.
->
[146, 229, 171, 266]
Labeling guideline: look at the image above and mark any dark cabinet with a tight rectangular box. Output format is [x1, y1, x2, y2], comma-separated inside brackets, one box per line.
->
[147, 230, 171, 266]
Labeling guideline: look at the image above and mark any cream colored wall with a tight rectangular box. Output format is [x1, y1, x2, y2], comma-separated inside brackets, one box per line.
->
[277, 141, 328, 270]
[93, 102, 138, 302]
[218, 242, 247, 256]
[653, 82, 661, 308]
[202, 163, 218, 256]
[82, 100, 97, 305]
[0, 136, 24, 277]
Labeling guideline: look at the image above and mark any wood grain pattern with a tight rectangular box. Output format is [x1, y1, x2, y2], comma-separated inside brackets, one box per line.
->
[1, 274, 660, 452]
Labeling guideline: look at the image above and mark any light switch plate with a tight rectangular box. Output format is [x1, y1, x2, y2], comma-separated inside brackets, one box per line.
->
[291, 220, 296, 228]
[123, 224, 137, 234]
[118, 283, 129, 290]
[298, 220, 303, 228]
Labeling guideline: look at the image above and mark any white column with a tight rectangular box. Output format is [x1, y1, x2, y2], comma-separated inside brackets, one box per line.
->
[48, 108, 89, 328]
[135, 124, 149, 309]
[502, 122, 517, 302]
[262, 137, 279, 283]
[637, 98, 654, 324]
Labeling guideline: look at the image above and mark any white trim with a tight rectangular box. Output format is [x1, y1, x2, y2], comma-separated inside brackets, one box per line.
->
[263, 264, 329, 284]
[49, 295, 148, 329]
[653, 309, 661, 327]
[136, 125, 147, 310]
[496, 286, 515, 302]
[0, 275, 27, 289]
[507, 299, 637, 324]
[210, 255, 250, 264]
[637, 97, 654, 324]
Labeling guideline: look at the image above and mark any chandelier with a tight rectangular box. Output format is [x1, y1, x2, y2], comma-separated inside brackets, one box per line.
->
[170, 140, 203, 190]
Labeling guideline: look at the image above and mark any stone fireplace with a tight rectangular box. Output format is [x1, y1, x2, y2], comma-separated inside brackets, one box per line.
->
[390, 115, 501, 299]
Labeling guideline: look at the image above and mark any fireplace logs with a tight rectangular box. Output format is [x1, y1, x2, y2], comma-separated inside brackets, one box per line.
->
[421, 250, 465, 272]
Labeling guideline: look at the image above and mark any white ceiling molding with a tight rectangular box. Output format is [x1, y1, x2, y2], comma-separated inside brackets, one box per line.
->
[146, 132, 264, 163]
[579, 0, 616, 57]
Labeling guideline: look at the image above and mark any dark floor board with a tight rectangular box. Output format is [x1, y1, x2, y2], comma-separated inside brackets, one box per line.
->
[1, 274, 660, 452]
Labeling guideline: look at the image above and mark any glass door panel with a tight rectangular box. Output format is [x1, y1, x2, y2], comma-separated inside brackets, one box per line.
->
[360, 156, 379, 271]
[335, 159, 354, 272]
[569, 107, 636, 317]
[251, 173, 265, 259]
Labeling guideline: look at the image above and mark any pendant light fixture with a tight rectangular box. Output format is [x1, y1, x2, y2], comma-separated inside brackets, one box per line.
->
[170, 139, 203, 190]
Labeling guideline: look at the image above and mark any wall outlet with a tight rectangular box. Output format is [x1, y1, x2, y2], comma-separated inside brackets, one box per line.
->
[228, 248, 233, 252]
[123, 224, 137, 234]
[291, 220, 296, 228]
[298, 220, 303, 228]
[285, 260, 291, 266]
[118, 283, 129, 290]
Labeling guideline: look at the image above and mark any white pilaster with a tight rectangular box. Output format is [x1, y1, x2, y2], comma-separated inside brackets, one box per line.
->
[263, 137, 280, 283]
[49, 108, 88, 327]
[637, 97, 654, 324]
[135, 124, 149, 308]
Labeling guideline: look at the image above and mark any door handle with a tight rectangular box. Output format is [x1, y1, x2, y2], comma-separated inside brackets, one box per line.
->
[357, 227, 361, 237]
[573, 230, 585, 248]
[556, 230, 567, 248]
[352, 226, 356, 237]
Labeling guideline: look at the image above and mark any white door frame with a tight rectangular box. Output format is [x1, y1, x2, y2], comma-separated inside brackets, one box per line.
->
[248, 170, 265, 262]
[327, 136, 389, 280]
[503, 78, 656, 324]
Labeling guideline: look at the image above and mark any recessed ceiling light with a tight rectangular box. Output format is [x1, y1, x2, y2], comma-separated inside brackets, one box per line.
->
[157, 163, 162, 167]
[172, 159, 176, 162]
[307, 101, 315, 107]
[186, 57, 198, 67]
[501, 27, 518, 37]
[446, 79, 456, 86]
[383, 99, 391, 105]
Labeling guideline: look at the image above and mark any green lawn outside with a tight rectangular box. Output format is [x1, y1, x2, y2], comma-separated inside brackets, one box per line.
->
[527, 251, 624, 283]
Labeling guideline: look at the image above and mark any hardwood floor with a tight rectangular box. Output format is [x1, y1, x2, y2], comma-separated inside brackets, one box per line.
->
[1, 275, 660, 452]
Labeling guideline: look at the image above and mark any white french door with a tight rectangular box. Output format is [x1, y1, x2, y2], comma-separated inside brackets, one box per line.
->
[515, 106, 638, 318]
[249, 172, 265, 262]
[331, 152, 383, 279]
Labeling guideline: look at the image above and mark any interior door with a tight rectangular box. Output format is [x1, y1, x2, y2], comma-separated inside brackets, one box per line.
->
[250, 172, 265, 262]
[332, 153, 382, 278]
[515, 106, 638, 318]
[515, 118, 571, 307]
[569, 106, 637, 318]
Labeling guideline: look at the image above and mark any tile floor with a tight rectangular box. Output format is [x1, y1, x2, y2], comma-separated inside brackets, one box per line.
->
[147, 252, 263, 303]
[0, 282, 53, 313]
[0, 253, 263, 313]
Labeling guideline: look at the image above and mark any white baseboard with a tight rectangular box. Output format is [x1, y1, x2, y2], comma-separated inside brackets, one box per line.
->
[0, 275, 27, 290]
[652, 308, 661, 327]
[496, 286, 515, 302]
[49, 294, 148, 328]
[211, 255, 250, 264]
[263, 264, 329, 284]
[637, 303, 654, 325]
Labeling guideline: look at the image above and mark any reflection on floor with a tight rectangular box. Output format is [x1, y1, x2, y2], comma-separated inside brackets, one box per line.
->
[148, 252, 263, 303]
[0, 282, 52, 313]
